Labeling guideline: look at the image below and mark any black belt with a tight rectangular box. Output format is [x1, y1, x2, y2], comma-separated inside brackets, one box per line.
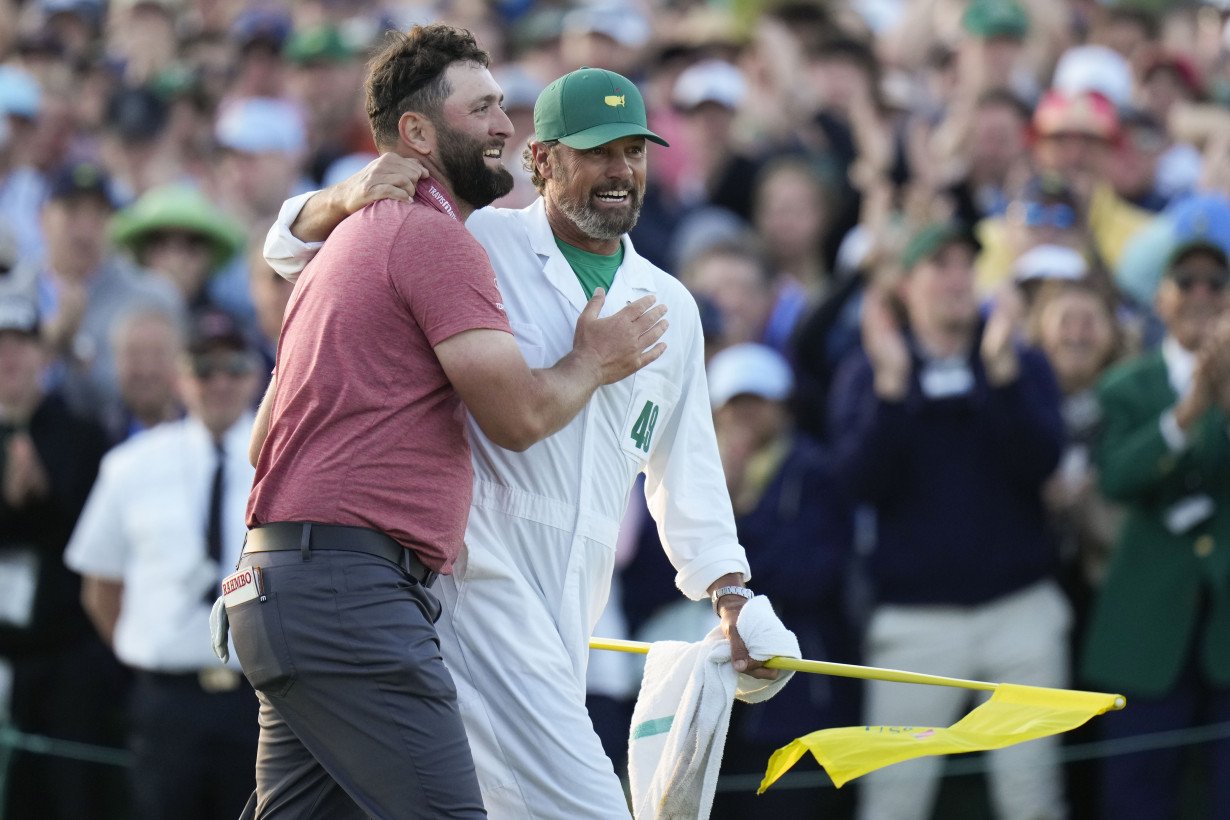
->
[244, 522, 438, 588]
[138, 668, 248, 694]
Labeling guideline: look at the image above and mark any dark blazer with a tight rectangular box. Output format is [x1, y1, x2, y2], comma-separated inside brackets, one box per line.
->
[1081, 349, 1230, 696]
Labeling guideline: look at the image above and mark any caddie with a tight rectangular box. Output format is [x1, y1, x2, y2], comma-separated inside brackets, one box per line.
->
[259, 66, 796, 817]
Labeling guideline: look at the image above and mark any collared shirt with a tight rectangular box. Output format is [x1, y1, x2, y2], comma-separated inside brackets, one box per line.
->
[1163, 335, 1196, 398]
[1159, 335, 1199, 453]
[64, 414, 254, 672]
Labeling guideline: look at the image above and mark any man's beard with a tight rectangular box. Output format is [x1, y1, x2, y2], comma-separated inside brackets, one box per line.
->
[436, 121, 514, 210]
[551, 163, 644, 241]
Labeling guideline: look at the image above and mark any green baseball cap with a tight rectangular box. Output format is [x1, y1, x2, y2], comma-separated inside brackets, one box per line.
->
[962, 0, 1030, 40]
[284, 25, 354, 65]
[533, 67, 668, 150]
[901, 221, 981, 270]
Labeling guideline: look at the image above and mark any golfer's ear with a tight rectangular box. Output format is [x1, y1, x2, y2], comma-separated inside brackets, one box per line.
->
[399, 112, 434, 156]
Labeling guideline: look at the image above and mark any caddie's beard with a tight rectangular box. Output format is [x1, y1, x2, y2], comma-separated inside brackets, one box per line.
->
[550, 164, 644, 241]
[436, 120, 514, 210]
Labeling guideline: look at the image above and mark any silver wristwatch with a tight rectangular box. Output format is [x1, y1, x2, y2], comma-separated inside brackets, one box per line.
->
[710, 585, 754, 613]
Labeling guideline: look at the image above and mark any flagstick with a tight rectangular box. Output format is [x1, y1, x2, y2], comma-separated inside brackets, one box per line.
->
[590, 637, 1126, 711]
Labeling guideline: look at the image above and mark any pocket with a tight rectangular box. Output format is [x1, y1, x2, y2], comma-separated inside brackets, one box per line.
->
[619, 371, 680, 465]
[227, 594, 297, 696]
[509, 320, 547, 368]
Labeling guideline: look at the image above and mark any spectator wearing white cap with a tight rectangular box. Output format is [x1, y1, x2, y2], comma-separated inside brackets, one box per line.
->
[207, 97, 311, 322]
[212, 97, 310, 227]
[703, 343, 859, 818]
[669, 59, 750, 209]
[561, 2, 651, 79]
[1014, 242, 1089, 285]
[1052, 44, 1135, 111]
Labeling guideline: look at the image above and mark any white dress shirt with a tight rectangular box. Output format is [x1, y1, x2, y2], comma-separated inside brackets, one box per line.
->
[65, 414, 254, 672]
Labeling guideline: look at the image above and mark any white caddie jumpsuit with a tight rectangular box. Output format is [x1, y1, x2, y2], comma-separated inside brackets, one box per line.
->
[267, 196, 751, 818]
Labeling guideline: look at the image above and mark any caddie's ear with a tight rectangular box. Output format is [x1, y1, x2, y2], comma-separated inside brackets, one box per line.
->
[398, 111, 435, 157]
[528, 140, 556, 181]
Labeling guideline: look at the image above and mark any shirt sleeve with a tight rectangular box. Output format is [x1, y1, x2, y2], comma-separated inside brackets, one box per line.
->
[264, 191, 324, 283]
[389, 217, 511, 347]
[63, 452, 129, 580]
[642, 299, 750, 601]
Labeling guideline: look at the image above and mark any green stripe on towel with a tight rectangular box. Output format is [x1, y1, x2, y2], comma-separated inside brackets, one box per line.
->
[631, 716, 674, 740]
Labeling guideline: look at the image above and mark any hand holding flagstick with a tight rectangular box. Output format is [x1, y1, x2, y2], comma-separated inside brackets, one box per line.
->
[592, 637, 1125, 792]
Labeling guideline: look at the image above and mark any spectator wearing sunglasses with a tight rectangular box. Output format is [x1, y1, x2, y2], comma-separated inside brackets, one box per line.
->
[65, 307, 262, 819]
[1081, 227, 1230, 820]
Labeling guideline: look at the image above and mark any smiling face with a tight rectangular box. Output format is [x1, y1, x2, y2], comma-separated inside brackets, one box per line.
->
[1155, 248, 1230, 351]
[1036, 287, 1117, 393]
[538, 135, 647, 245]
[431, 61, 515, 210]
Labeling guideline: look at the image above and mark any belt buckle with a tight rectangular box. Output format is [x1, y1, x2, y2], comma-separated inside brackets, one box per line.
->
[198, 666, 243, 693]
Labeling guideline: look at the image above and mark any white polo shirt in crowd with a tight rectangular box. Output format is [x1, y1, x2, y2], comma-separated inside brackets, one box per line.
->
[65, 414, 254, 673]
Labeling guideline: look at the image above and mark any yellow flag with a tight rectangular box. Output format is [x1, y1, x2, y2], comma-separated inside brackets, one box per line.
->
[759, 683, 1122, 792]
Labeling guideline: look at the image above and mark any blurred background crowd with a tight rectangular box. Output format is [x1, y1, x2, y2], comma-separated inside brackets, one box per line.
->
[2, 0, 1230, 817]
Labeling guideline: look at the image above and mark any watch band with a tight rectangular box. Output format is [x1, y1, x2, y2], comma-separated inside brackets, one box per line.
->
[711, 585, 753, 613]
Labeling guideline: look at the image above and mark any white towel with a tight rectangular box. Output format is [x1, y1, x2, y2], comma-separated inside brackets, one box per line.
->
[627, 596, 800, 819]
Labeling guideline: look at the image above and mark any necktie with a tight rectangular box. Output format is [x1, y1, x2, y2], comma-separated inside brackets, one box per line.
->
[204, 440, 225, 603]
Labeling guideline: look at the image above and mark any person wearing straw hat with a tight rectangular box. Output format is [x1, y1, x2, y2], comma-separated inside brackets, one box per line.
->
[111, 183, 246, 313]
[261, 64, 796, 818]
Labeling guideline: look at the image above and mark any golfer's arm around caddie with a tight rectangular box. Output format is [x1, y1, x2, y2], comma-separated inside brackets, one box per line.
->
[259, 151, 785, 682]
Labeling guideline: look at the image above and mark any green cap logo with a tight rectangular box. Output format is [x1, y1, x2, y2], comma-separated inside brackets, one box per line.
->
[534, 67, 668, 150]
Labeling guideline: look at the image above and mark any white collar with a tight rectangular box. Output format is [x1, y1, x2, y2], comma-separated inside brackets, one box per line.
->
[186, 411, 255, 457]
[522, 197, 655, 291]
[1162, 336, 1197, 398]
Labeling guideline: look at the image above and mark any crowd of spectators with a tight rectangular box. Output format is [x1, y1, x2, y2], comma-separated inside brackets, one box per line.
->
[2, 0, 1230, 817]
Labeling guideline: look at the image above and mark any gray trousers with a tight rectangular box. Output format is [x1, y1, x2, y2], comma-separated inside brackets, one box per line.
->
[229, 548, 485, 819]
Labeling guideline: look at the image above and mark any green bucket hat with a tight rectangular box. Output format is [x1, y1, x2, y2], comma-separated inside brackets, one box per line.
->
[533, 67, 668, 150]
[111, 184, 247, 272]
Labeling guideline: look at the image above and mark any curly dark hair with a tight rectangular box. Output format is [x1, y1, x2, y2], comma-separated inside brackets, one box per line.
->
[365, 24, 489, 150]
[521, 140, 558, 194]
